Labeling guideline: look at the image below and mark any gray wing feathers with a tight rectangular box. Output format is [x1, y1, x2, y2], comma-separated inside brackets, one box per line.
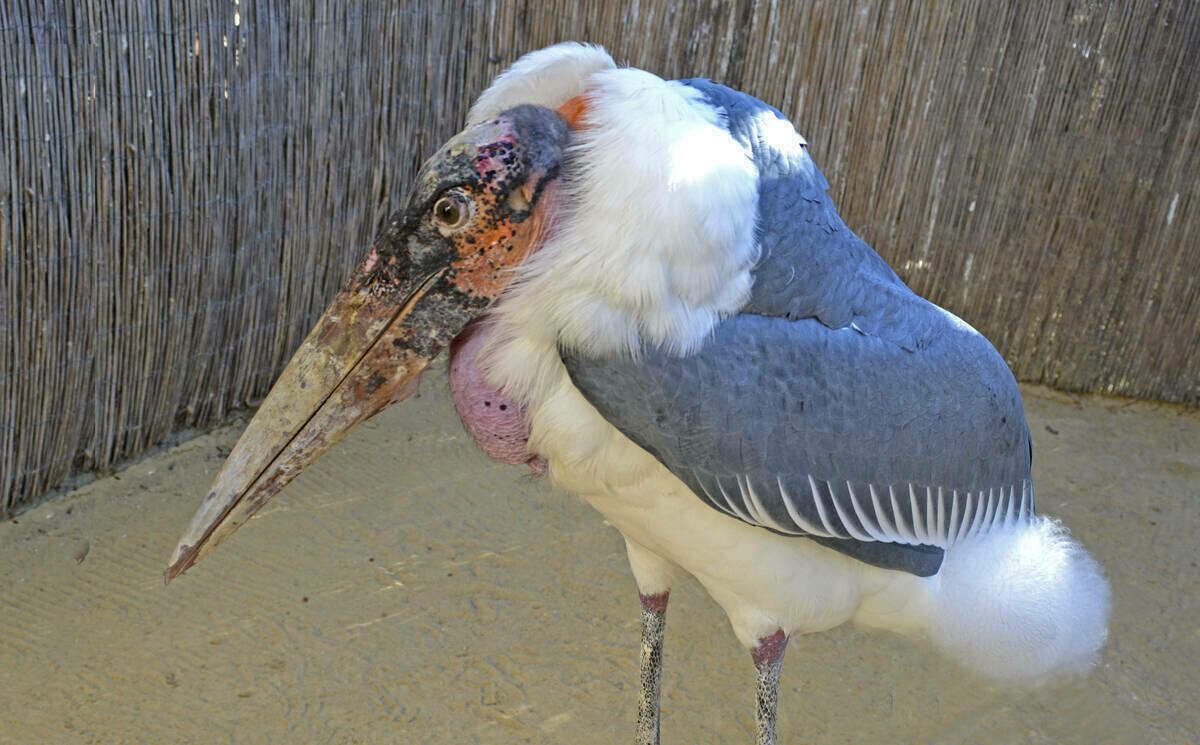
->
[563, 312, 1034, 578]
[688, 454, 1033, 549]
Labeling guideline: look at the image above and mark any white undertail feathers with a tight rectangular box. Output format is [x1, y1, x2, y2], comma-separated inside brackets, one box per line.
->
[923, 516, 1110, 684]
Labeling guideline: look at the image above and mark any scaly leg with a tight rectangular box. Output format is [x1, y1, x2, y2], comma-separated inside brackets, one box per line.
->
[751, 629, 789, 745]
[635, 591, 669, 745]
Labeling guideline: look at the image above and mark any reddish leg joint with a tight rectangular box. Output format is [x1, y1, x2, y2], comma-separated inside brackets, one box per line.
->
[640, 591, 670, 614]
[751, 628, 788, 668]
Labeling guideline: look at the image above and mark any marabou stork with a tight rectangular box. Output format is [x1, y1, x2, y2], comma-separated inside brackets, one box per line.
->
[168, 43, 1110, 744]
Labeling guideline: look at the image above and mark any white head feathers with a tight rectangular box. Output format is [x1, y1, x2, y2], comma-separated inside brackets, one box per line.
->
[467, 42, 616, 126]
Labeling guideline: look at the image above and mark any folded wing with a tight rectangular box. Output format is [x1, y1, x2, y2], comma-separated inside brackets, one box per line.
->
[563, 79, 1034, 578]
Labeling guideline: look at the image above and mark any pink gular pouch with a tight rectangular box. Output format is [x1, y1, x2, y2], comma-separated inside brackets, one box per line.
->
[448, 320, 548, 474]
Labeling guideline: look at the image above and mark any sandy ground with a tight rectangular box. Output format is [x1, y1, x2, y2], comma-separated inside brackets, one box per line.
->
[2, 363, 1197, 745]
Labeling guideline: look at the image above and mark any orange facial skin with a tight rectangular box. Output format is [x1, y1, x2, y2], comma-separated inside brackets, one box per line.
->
[557, 95, 590, 129]
[447, 134, 549, 298]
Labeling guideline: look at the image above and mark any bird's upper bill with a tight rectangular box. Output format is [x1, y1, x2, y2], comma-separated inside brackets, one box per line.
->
[166, 105, 571, 581]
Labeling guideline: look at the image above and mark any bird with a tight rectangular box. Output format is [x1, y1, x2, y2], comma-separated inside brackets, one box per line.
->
[167, 43, 1111, 745]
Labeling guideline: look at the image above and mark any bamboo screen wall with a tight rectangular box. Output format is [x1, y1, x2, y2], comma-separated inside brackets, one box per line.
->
[3, 1, 1198, 514]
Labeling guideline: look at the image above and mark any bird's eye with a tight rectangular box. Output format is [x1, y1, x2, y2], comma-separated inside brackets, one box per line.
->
[432, 191, 472, 232]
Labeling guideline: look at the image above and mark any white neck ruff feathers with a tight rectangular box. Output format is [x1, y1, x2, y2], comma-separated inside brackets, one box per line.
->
[471, 43, 761, 409]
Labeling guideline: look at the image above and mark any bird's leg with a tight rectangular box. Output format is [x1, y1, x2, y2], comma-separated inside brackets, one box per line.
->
[751, 629, 789, 745]
[635, 591, 669, 745]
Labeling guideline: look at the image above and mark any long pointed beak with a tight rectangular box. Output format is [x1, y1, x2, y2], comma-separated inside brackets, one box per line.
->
[165, 104, 569, 583]
[166, 258, 459, 581]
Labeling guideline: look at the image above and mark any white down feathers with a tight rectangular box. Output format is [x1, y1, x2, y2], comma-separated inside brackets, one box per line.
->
[478, 50, 760, 412]
[536, 69, 760, 357]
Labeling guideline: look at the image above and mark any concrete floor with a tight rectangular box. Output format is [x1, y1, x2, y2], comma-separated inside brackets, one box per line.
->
[2, 364, 1197, 744]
